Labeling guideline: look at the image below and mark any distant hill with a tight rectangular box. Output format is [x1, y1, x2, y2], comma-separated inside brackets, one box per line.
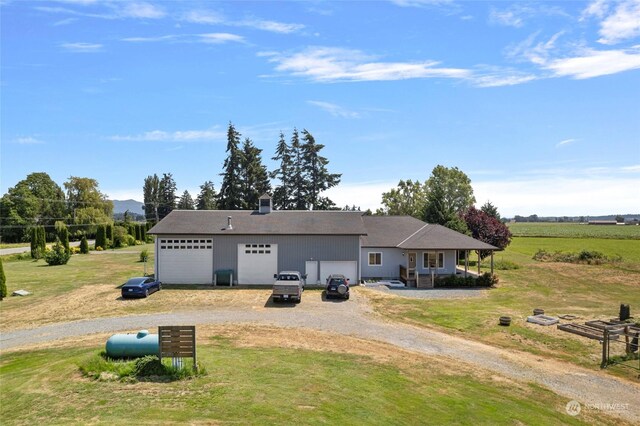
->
[111, 199, 145, 215]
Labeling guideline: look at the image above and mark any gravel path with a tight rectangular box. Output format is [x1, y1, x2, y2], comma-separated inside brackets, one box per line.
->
[1, 300, 638, 422]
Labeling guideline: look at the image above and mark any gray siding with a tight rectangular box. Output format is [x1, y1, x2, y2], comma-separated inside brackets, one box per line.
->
[361, 248, 458, 279]
[212, 234, 360, 279]
[360, 247, 404, 279]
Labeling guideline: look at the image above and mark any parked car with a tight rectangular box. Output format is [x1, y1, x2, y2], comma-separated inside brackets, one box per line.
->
[121, 277, 161, 298]
[272, 271, 306, 303]
[325, 274, 350, 300]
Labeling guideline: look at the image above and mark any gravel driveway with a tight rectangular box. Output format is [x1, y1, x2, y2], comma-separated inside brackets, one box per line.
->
[368, 286, 486, 299]
[1, 294, 638, 423]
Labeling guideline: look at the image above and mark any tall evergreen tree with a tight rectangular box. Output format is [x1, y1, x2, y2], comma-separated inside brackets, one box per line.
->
[218, 122, 245, 210]
[177, 190, 195, 210]
[480, 201, 500, 220]
[143, 174, 160, 223]
[158, 173, 177, 219]
[301, 129, 341, 210]
[290, 128, 307, 209]
[270, 132, 294, 210]
[240, 138, 271, 210]
[196, 181, 218, 210]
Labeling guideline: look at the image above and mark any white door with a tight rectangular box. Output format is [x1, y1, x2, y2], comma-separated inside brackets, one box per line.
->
[158, 238, 213, 284]
[305, 261, 319, 285]
[320, 261, 358, 284]
[237, 243, 278, 285]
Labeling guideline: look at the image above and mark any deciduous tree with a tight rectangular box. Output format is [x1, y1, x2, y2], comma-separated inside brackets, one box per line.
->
[380, 179, 426, 218]
[462, 206, 512, 258]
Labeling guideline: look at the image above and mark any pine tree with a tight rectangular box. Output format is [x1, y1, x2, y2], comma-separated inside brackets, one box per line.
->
[0, 257, 6, 300]
[30, 227, 40, 259]
[271, 132, 293, 210]
[177, 190, 195, 210]
[196, 181, 217, 210]
[143, 174, 160, 223]
[56, 223, 70, 254]
[158, 173, 177, 219]
[290, 128, 307, 209]
[301, 129, 341, 210]
[106, 223, 113, 242]
[218, 122, 245, 210]
[240, 138, 271, 210]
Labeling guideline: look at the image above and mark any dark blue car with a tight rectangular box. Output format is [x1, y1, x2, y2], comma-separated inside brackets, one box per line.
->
[121, 277, 161, 298]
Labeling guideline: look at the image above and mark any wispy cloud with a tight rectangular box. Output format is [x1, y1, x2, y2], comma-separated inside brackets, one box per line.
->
[237, 19, 304, 34]
[307, 101, 360, 119]
[556, 138, 578, 148]
[121, 33, 244, 45]
[181, 9, 304, 34]
[489, 4, 569, 28]
[52, 17, 77, 26]
[489, 8, 525, 28]
[582, 0, 640, 45]
[36, 1, 165, 20]
[119, 2, 165, 19]
[14, 136, 45, 145]
[60, 42, 102, 52]
[544, 47, 640, 79]
[262, 47, 471, 83]
[181, 9, 223, 24]
[390, 0, 454, 8]
[110, 128, 225, 142]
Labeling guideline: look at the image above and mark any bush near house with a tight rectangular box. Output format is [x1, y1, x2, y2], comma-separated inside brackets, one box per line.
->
[44, 239, 71, 266]
[434, 272, 498, 288]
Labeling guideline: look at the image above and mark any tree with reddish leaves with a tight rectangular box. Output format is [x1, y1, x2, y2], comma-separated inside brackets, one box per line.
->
[462, 206, 512, 259]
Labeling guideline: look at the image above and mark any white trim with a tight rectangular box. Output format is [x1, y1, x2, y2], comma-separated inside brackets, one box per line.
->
[368, 251, 383, 266]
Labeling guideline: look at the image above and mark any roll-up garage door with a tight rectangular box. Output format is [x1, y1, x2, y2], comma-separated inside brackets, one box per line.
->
[158, 238, 213, 284]
[319, 261, 358, 284]
[237, 243, 278, 285]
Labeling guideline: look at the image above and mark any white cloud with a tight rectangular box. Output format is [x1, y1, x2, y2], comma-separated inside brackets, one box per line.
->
[198, 33, 245, 44]
[237, 19, 304, 34]
[14, 136, 45, 144]
[307, 101, 360, 119]
[544, 47, 640, 78]
[119, 2, 165, 19]
[390, 0, 453, 7]
[121, 35, 178, 43]
[60, 42, 102, 52]
[52, 17, 77, 26]
[489, 9, 524, 28]
[597, 0, 640, 44]
[110, 128, 225, 142]
[264, 47, 471, 82]
[556, 138, 577, 148]
[181, 10, 224, 24]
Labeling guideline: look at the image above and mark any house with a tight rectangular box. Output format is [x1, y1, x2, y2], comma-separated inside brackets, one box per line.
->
[148, 195, 497, 287]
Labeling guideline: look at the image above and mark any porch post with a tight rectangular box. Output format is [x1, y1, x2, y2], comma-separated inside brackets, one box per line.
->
[490, 251, 494, 275]
[464, 250, 468, 277]
[477, 251, 481, 275]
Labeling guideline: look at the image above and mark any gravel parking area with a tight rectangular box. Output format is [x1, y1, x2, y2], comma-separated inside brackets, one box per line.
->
[1, 289, 638, 423]
[366, 285, 486, 299]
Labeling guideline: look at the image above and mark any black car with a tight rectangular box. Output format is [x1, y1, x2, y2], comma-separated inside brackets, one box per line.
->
[121, 277, 161, 298]
[325, 274, 350, 300]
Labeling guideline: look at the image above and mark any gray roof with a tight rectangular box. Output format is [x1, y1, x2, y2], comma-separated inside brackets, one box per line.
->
[147, 210, 367, 235]
[362, 215, 498, 251]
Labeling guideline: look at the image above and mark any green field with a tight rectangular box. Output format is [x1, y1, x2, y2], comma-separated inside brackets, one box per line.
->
[508, 222, 640, 239]
[0, 341, 608, 425]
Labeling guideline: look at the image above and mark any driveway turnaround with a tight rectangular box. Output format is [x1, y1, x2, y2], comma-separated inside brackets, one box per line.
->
[1, 303, 638, 423]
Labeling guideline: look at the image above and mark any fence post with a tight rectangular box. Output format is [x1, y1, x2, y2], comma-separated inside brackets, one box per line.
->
[601, 329, 609, 369]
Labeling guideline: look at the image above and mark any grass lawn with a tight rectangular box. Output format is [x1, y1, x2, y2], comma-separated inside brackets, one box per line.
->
[0, 332, 617, 425]
[508, 222, 640, 239]
[364, 236, 640, 380]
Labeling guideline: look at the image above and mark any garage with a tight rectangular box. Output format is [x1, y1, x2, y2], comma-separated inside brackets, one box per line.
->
[237, 243, 278, 284]
[157, 238, 213, 284]
[320, 261, 358, 284]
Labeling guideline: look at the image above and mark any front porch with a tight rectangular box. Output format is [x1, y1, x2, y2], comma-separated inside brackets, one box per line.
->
[399, 250, 493, 288]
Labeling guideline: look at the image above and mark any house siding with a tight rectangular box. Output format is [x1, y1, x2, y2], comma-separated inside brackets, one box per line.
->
[360, 247, 405, 279]
[154, 233, 360, 285]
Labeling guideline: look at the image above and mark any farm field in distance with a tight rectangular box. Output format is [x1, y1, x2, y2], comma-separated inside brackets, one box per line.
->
[508, 222, 640, 239]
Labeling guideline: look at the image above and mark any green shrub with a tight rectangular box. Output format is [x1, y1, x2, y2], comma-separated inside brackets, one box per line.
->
[126, 234, 136, 246]
[80, 236, 89, 254]
[30, 226, 46, 259]
[44, 239, 71, 266]
[139, 248, 149, 263]
[95, 225, 107, 250]
[493, 259, 520, 270]
[476, 272, 499, 287]
[0, 257, 6, 300]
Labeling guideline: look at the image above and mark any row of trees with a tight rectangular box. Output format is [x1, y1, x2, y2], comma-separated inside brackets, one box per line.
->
[379, 165, 512, 255]
[0, 173, 113, 243]
[142, 123, 342, 222]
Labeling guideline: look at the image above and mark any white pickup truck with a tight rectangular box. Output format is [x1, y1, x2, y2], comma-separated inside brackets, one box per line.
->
[272, 271, 306, 303]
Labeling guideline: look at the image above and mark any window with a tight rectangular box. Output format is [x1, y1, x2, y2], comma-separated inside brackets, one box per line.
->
[423, 252, 444, 269]
[368, 252, 382, 266]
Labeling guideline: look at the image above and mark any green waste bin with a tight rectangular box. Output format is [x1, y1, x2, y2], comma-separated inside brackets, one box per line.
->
[215, 269, 234, 286]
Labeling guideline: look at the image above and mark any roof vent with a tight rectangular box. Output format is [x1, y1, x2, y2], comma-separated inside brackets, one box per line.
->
[259, 194, 272, 214]
[227, 216, 233, 230]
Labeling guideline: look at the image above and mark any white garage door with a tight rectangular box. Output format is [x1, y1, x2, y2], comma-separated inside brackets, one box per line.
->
[237, 243, 278, 285]
[320, 261, 358, 284]
[158, 238, 213, 284]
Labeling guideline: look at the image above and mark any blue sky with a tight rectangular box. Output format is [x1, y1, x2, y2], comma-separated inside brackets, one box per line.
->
[1, 0, 639, 217]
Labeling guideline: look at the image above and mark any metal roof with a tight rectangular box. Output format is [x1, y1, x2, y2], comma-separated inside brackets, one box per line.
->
[147, 210, 367, 235]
